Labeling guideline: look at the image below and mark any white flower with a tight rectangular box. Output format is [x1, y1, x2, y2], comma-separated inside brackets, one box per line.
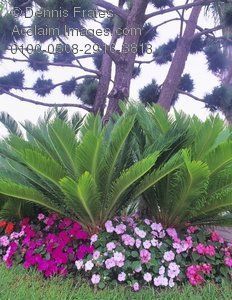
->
[84, 260, 94, 271]
[75, 260, 84, 270]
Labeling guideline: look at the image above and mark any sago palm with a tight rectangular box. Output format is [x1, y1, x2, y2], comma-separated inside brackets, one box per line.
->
[0, 111, 160, 233]
[130, 104, 232, 229]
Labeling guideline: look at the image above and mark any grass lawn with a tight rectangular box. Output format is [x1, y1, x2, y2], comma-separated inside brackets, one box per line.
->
[0, 264, 231, 300]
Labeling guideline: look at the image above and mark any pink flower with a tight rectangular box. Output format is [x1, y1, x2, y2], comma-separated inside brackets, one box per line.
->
[0, 236, 9, 247]
[144, 219, 151, 225]
[166, 228, 178, 240]
[224, 257, 232, 267]
[93, 250, 101, 260]
[205, 245, 215, 257]
[90, 234, 98, 244]
[118, 272, 126, 282]
[211, 231, 220, 242]
[37, 213, 45, 221]
[201, 263, 212, 274]
[159, 266, 165, 275]
[91, 274, 100, 285]
[196, 243, 205, 255]
[115, 224, 126, 235]
[163, 251, 175, 262]
[140, 249, 151, 264]
[153, 276, 168, 286]
[106, 242, 116, 251]
[151, 223, 163, 232]
[105, 258, 116, 269]
[132, 282, 140, 291]
[169, 278, 175, 288]
[105, 220, 114, 233]
[113, 252, 125, 263]
[135, 239, 141, 248]
[143, 272, 152, 282]
[151, 238, 158, 247]
[143, 240, 151, 249]
[122, 234, 135, 247]
[168, 263, 180, 278]
[187, 226, 198, 234]
[134, 227, 146, 239]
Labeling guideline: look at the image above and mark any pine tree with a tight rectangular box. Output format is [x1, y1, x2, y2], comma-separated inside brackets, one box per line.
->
[0, 0, 231, 121]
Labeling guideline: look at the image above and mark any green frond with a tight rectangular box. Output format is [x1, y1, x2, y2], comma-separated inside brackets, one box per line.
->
[132, 150, 184, 199]
[107, 152, 160, 217]
[204, 141, 232, 175]
[18, 148, 66, 186]
[60, 173, 101, 227]
[75, 131, 105, 181]
[0, 180, 62, 214]
[48, 119, 78, 177]
[0, 112, 23, 137]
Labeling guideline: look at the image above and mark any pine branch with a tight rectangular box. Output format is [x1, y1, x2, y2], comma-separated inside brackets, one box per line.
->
[1, 56, 98, 73]
[145, 0, 215, 20]
[1, 90, 93, 112]
[0, 75, 97, 94]
[177, 89, 205, 103]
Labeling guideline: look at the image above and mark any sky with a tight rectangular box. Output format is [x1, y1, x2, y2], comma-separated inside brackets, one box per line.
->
[0, 0, 222, 136]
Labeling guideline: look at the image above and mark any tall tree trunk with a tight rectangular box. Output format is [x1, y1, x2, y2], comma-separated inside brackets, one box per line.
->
[158, 0, 202, 111]
[104, 0, 149, 121]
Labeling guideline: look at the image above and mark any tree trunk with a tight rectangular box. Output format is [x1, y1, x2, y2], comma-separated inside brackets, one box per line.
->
[104, 0, 149, 121]
[158, 0, 202, 111]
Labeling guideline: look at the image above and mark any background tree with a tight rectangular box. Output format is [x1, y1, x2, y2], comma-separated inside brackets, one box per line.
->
[0, 0, 232, 121]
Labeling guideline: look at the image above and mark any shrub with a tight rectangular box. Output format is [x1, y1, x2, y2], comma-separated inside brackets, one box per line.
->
[76, 216, 232, 291]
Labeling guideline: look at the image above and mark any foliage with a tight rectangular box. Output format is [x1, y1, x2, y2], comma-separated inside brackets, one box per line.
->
[123, 104, 232, 228]
[77, 216, 232, 290]
[0, 111, 161, 233]
[75, 78, 98, 106]
[33, 78, 53, 96]
[28, 51, 49, 72]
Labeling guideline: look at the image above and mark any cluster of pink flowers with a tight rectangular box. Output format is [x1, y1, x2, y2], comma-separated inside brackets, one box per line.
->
[186, 264, 212, 286]
[0, 214, 92, 277]
[1, 214, 231, 290]
[75, 216, 232, 291]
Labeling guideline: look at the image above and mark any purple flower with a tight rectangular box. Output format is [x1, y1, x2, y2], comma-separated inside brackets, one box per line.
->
[115, 224, 126, 235]
[151, 223, 163, 232]
[134, 227, 146, 239]
[118, 272, 126, 282]
[135, 239, 141, 248]
[90, 234, 98, 244]
[163, 251, 175, 262]
[143, 240, 151, 249]
[143, 272, 152, 282]
[140, 249, 151, 264]
[132, 282, 140, 291]
[122, 234, 135, 247]
[93, 250, 101, 260]
[106, 242, 116, 251]
[91, 274, 101, 285]
[105, 220, 114, 233]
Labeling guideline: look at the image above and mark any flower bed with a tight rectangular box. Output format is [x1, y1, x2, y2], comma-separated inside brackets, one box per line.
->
[0, 214, 231, 291]
[77, 216, 232, 290]
[0, 214, 93, 277]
